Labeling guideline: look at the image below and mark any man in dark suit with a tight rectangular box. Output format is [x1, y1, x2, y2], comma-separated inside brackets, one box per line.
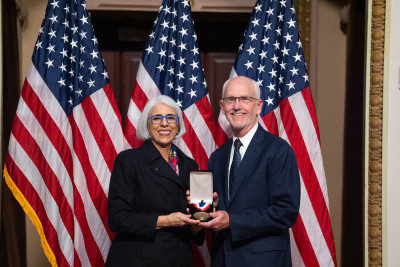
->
[199, 76, 300, 266]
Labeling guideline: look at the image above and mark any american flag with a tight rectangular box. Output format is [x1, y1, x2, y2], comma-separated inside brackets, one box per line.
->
[3, 0, 125, 266]
[124, 0, 217, 171]
[123, 0, 216, 265]
[217, 0, 337, 266]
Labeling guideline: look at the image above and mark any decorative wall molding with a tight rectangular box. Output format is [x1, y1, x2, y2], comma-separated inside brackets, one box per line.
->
[368, 0, 385, 266]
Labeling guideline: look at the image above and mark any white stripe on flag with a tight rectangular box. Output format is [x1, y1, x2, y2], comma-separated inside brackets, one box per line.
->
[73, 215, 91, 267]
[136, 62, 162, 100]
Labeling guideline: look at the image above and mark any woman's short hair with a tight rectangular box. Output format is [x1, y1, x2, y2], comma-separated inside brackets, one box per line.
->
[136, 95, 186, 140]
[222, 76, 261, 99]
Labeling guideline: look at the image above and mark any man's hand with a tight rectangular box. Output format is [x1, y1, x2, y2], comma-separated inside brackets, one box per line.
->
[212, 192, 219, 211]
[198, 210, 229, 232]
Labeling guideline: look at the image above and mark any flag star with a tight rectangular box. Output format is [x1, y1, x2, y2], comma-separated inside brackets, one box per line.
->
[168, 67, 175, 75]
[149, 31, 155, 39]
[291, 7, 296, 14]
[287, 81, 296, 90]
[257, 65, 265, 73]
[278, 75, 284, 84]
[271, 55, 279, 63]
[170, 23, 177, 32]
[169, 52, 175, 60]
[70, 39, 78, 48]
[159, 34, 168, 43]
[69, 84, 73, 92]
[297, 40, 302, 48]
[69, 69, 74, 77]
[249, 32, 257, 41]
[287, 19, 296, 28]
[170, 38, 176, 46]
[239, 43, 243, 51]
[79, 30, 87, 39]
[50, 0, 59, 8]
[59, 63, 67, 72]
[71, 26, 78, 34]
[190, 60, 199, 69]
[75, 89, 83, 97]
[90, 49, 99, 59]
[167, 81, 174, 89]
[80, 15, 89, 25]
[59, 48, 68, 57]
[303, 74, 309, 82]
[290, 67, 299, 76]
[171, 9, 177, 16]
[189, 75, 198, 84]
[264, 22, 272, 30]
[79, 60, 84, 68]
[280, 0, 287, 7]
[87, 79, 95, 88]
[244, 60, 253, 69]
[278, 89, 282, 97]
[266, 7, 274, 16]
[259, 50, 267, 59]
[176, 70, 185, 80]
[176, 99, 183, 107]
[68, 97, 73, 105]
[102, 70, 109, 79]
[64, 5, 70, 13]
[80, 45, 86, 54]
[284, 33, 293, 42]
[61, 33, 69, 42]
[181, 13, 189, 23]
[256, 79, 263, 86]
[175, 85, 184, 94]
[163, 6, 170, 14]
[275, 27, 282, 36]
[193, 33, 198, 40]
[182, 0, 189, 7]
[261, 36, 269, 45]
[49, 14, 58, 24]
[293, 53, 302, 62]
[78, 74, 83, 82]
[178, 42, 187, 51]
[191, 46, 199, 55]
[145, 45, 153, 54]
[58, 78, 66, 86]
[35, 41, 42, 50]
[281, 47, 290, 56]
[280, 61, 287, 69]
[48, 29, 57, 38]
[246, 46, 255, 55]
[179, 27, 188, 37]
[251, 18, 260, 27]
[158, 49, 166, 58]
[278, 13, 284, 21]
[265, 96, 274, 105]
[89, 64, 97, 73]
[269, 69, 277, 77]
[188, 89, 197, 98]
[156, 63, 165, 72]
[69, 55, 76, 63]
[92, 37, 98, 45]
[267, 82, 275, 91]
[254, 3, 262, 12]
[161, 20, 169, 29]
[45, 59, 54, 68]
[81, 3, 87, 10]
[62, 19, 69, 28]
[273, 40, 280, 49]
[177, 56, 186, 66]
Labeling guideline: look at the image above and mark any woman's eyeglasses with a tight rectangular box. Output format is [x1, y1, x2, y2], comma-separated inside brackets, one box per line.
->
[148, 114, 179, 124]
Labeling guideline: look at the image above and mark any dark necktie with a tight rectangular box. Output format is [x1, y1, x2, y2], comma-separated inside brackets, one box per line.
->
[229, 139, 242, 198]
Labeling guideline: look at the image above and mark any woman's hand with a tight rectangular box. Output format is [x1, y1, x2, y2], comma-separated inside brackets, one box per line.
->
[156, 212, 200, 229]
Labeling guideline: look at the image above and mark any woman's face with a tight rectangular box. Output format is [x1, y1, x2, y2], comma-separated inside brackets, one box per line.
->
[148, 102, 179, 148]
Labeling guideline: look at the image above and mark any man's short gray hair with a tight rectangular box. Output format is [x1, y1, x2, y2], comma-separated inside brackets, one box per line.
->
[222, 76, 261, 99]
[136, 95, 186, 140]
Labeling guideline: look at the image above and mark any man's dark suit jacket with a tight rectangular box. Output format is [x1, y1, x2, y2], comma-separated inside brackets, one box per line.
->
[208, 124, 300, 267]
[105, 140, 199, 267]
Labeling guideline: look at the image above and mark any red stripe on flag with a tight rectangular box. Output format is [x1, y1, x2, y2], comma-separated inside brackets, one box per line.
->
[215, 123, 229, 148]
[182, 113, 208, 170]
[132, 80, 149, 111]
[5, 154, 71, 267]
[103, 84, 123, 126]
[68, 116, 113, 240]
[123, 118, 144, 149]
[301, 87, 321, 142]
[291, 215, 320, 266]
[279, 99, 337, 265]
[195, 96, 216, 139]
[21, 80, 73, 179]
[81, 95, 117, 172]
[261, 111, 279, 136]
[11, 116, 74, 239]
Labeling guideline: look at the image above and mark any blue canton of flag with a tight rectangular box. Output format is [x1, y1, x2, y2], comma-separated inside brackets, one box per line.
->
[33, 0, 109, 116]
[234, 0, 309, 116]
[142, 0, 208, 110]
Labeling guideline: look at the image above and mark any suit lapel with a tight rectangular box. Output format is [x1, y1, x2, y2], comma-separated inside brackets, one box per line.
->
[227, 126, 264, 208]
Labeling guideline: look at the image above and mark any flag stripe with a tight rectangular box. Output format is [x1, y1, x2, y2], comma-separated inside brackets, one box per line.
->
[301, 88, 320, 142]
[261, 110, 279, 136]
[279, 99, 336, 265]
[291, 215, 319, 266]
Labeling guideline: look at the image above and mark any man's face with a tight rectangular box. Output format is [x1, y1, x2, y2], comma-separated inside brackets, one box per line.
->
[219, 77, 263, 137]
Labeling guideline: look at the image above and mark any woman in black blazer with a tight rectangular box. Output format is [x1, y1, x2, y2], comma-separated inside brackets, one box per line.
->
[105, 95, 203, 267]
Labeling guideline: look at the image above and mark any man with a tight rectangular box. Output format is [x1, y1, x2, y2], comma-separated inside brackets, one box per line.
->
[200, 76, 300, 266]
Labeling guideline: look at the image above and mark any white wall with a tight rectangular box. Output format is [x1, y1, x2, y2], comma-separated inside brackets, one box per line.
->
[383, 1, 400, 266]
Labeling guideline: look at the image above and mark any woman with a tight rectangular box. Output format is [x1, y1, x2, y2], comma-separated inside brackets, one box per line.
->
[105, 95, 203, 267]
